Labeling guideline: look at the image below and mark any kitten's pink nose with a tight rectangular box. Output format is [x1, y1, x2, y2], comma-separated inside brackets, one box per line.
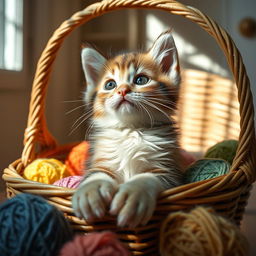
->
[117, 86, 131, 96]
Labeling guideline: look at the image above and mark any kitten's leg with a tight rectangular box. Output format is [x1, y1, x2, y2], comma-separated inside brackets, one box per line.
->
[72, 172, 118, 221]
[109, 173, 166, 228]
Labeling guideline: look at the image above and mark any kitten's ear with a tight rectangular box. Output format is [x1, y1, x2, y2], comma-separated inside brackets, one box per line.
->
[148, 30, 180, 86]
[81, 46, 107, 102]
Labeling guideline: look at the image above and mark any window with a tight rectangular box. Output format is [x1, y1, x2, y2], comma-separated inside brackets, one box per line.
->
[0, 0, 23, 71]
[0, 0, 27, 89]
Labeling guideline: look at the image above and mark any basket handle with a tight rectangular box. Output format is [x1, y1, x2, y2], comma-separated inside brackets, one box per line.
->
[22, 0, 256, 182]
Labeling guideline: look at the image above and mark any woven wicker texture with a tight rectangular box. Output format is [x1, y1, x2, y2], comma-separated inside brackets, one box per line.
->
[3, 0, 256, 255]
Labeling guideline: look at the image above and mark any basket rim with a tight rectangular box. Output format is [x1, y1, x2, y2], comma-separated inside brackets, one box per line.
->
[3, 154, 247, 201]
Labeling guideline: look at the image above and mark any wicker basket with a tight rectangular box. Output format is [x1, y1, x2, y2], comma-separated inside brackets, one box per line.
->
[3, 0, 256, 255]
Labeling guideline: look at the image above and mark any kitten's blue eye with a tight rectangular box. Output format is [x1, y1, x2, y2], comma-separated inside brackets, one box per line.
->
[134, 75, 150, 85]
[104, 80, 117, 90]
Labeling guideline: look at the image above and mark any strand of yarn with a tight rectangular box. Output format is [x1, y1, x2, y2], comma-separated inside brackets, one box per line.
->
[0, 193, 73, 256]
[160, 206, 248, 256]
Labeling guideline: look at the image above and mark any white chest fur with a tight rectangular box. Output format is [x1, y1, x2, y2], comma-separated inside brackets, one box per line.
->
[92, 127, 174, 182]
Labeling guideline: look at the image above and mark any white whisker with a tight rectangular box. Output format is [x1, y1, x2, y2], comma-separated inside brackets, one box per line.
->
[144, 90, 176, 94]
[71, 109, 93, 128]
[146, 97, 177, 107]
[69, 109, 94, 135]
[84, 120, 95, 140]
[140, 99, 171, 121]
[65, 104, 87, 115]
[146, 98, 176, 111]
[135, 100, 154, 128]
[63, 99, 85, 103]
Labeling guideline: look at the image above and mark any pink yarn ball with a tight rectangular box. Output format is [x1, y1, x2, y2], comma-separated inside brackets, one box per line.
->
[53, 176, 83, 189]
[59, 232, 130, 256]
[180, 149, 196, 168]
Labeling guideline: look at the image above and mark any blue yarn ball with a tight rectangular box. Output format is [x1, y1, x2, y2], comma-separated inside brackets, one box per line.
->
[0, 193, 73, 256]
[185, 159, 230, 183]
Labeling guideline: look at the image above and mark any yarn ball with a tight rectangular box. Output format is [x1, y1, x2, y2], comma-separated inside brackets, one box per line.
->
[59, 231, 130, 256]
[180, 149, 196, 168]
[53, 175, 83, 189]
[65, 141, 89, 176]
[23, 158, 70, 184]
[0, 193, 73, 256]
[205, 139, 238, 165]
[184, 159, 230, 183]
[160, 206, 248, 256]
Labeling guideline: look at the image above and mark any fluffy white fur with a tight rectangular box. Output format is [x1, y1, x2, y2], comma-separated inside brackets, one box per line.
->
[73, 124, 175, 227]
[92, 127, 175, 181]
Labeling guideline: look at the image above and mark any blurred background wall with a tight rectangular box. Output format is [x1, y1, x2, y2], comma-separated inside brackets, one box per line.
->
[0, 0, 255, 254]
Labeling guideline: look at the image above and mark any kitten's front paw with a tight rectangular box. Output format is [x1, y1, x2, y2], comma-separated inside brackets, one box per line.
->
[72, 179, 117, 222]
[110, 181, 158, 228]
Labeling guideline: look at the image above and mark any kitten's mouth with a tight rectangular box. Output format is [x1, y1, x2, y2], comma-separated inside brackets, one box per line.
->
[116, 98, 134, 109]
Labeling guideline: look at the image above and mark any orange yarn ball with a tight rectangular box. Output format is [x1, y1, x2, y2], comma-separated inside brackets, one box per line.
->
[65, 142, 89, 176]
[160, 207, 248, 256]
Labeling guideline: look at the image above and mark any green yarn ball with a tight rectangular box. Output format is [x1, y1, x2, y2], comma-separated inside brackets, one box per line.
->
[204, 140, 238, 165]
[185, 159, 230, 183]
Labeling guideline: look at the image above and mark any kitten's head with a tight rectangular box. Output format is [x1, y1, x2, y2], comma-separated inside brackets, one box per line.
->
[81, 30, 180, 128]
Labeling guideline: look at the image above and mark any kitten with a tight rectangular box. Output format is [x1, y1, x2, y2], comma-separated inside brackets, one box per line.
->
[72, 30, 183, 228]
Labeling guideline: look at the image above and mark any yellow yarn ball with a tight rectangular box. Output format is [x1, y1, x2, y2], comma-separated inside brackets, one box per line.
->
[160, 207, 248, 256]
[23, 158, 69, 184]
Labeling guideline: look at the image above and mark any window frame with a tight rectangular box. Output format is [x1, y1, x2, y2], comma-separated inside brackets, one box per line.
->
[0, 0, 29, 90]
